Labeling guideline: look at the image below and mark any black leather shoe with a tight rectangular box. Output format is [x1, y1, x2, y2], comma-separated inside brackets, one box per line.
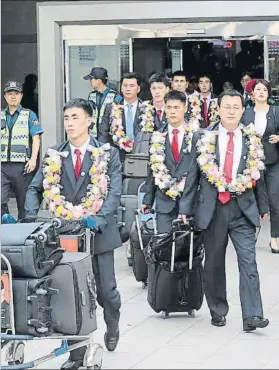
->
[211, 316, 226, 327]
[243, 317, 269, 332]
[104, 329, 120, 352]
[60, 359, 83, 369]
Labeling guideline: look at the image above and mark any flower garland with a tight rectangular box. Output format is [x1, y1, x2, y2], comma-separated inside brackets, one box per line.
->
[208, 98, 220, 126]
[110, 102, 155, 152]
[149, 120, 199, 200]
[189, 95, 202, 121]
[196, 123, 265, 193]
[42, 144, 110, 220]
[189, 96, 220, 126]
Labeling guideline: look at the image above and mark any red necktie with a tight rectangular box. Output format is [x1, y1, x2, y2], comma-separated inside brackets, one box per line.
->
[218, 132, 234, 204]
[203, 97, 209, 126]
[74, 148, 82, 179]
[171, 129, 180, 163]
[157, 109, 162, 121]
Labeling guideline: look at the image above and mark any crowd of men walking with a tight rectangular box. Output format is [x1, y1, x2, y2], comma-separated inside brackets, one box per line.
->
[1, 66, 279, 369]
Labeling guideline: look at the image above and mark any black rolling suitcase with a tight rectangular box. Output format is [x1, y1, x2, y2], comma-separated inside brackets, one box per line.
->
[1, 222, 64, 278]
[12, 276, 56, 336]
[130, 209, 157, 288]
[146, 219, 204, 318]
[50, 252, 97, 335]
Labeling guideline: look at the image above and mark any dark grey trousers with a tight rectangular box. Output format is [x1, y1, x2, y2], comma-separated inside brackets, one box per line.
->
[1, 162, 33, 220]
[203, 199, 263, 320]
[265, 161, 279, 237]
[69, 250, 121, 361]
[157, 208, 179, 234]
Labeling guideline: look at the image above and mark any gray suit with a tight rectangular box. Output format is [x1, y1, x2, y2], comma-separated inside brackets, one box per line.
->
[242, 105, 279, 237]
[143, 123, 194, 233]
[183, 124, 269, 320]
[25, 137, 122, 360]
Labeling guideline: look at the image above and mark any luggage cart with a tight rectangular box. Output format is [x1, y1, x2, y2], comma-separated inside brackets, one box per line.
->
[1, 218, 103, 370]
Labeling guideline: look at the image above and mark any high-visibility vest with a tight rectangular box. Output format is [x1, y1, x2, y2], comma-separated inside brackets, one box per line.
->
[88, 90, 121, 137]
[1, 109, 30, 162]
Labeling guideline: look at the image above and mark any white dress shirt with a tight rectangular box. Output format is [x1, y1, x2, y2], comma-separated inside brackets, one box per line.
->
[168, 123, 185, 151]
[70, 137, 90, 166]
[218, 124, 243, 180]
[124, 99, 138, 123]
[254, 108, 268, 137]
[155, 105, 165, 119]
[200, 94, 212, 106]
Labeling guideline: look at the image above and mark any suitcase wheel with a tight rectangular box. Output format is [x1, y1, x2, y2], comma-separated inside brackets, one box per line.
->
[188, 309, 195, 318]
[127, 258, 133, 267]
[161, 311, 169, 319]
[84, 343, 103, 369]
[8, 341, 25, 365]
[142, 280, 148, 289]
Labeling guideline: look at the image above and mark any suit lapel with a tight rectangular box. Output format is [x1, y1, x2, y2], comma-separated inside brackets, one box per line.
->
[176, 135, 187, 168]
[237, 132, 248, 174]
[62, 142, 76, 191]
[165, 133, 176, 166]
[133, 103, 141, 136]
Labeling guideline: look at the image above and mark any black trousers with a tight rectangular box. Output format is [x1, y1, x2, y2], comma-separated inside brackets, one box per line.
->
[265, 161, 279, 237]
[69, 250, 121, 361]
[156, 208, 179, 234]
[1, 162, 33, 220]
[203, 199, 263, 320]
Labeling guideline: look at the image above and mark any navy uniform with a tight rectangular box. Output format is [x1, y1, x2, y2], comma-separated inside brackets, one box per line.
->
[83, 67, 122, 138]
[1, 81, 43, 220]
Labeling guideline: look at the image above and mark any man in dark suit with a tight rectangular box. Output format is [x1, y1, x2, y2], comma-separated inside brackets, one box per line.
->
[25, 98, 122, 369]
[144, 72, 169, 129]
[100, 72, 155, 161]
[187, 74, 219, 128]
[141, 90, 197, 233]
[182, 90, 269, 332]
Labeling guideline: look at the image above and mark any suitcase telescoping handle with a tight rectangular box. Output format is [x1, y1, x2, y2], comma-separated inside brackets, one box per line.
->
[135, 209, 157, 251]
[170, 218, 194, 273]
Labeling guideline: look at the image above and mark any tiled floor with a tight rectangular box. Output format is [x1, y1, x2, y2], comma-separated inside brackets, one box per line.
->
[2, 201, 279, 369]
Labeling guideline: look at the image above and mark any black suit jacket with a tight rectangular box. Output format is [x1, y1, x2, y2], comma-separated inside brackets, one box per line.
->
[25, 137, 122, 254]
[143, 123, 194, 215]
[186, 94, 218, 128]
[242, 105, 279, 165]
[182, 123, 269, 230]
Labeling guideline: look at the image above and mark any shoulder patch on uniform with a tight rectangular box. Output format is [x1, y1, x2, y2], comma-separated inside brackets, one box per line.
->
[32, 118, 39, 125]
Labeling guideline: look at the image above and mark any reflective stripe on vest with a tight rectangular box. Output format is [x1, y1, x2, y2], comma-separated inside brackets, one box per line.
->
[1, 109, 30, 162]
[88, 91, 117, 137]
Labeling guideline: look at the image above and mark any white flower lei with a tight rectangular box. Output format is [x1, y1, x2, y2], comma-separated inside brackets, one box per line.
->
[149, 120, 199, 200]
[196, 123, 265, 193]
[110, 102, 155, 152]
[42, 144, 110, 220]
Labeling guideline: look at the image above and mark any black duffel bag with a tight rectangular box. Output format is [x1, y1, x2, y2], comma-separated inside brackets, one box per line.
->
[1, 222, 64, 278]
[146, 225, 204, 264]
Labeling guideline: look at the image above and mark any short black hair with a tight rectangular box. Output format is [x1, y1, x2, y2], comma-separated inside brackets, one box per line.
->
[198, 74, 212, 83]
[223, 81, 234, 91]
[165, 90, 186, 104]
[63, 98, 93, 117]
[149, 73, 170, 87]
[121, 72, 141, 86]
[252, 79, 271, 98]
[241, 71, 253, 79]
[218, 90, 245, 107]
[171, 70, 188, 81]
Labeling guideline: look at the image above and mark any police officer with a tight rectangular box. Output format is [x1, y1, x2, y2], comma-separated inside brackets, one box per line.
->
[1, 80, 43, 220]
[83, 67, 122, 138]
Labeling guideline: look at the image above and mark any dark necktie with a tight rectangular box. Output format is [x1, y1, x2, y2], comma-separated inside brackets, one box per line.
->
[74, 148, 82, 179]
[218, 132, 234, 204]
[171, 129, 180, 163]
[203, 97, 209, 126]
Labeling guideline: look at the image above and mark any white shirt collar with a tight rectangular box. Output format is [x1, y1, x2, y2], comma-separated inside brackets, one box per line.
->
[168, 122, 185, 135]
[70, 137, 90, 158]
[124, 99, 138, 108]
[219, 123, 241, 138]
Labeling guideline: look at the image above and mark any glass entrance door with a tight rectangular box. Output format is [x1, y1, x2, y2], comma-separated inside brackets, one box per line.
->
[265, 37, 279, 100]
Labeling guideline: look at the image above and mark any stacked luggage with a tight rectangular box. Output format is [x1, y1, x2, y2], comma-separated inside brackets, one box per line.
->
[1, 220, 97, 337]
[145, 219, 205, 318]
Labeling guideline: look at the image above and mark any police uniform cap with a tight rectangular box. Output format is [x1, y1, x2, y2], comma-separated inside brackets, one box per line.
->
[83, 67, 108, 81]
[4, 81, 23, 93]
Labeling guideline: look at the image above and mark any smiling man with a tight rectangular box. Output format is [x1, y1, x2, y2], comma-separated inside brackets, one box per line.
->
[25, 98, 122, 368]
[182, 89, 270, 332]
[1, 80, 43, 221]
